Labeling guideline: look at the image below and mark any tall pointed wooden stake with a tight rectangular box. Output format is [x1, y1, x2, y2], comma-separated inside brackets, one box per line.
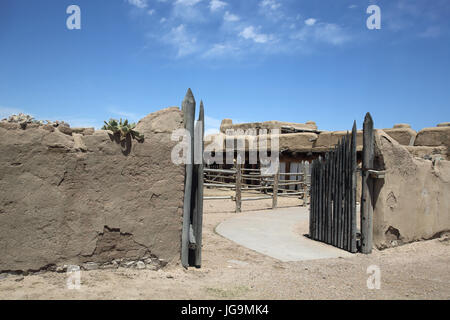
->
[361, 113, 374, 254]
[181, 88, 195, 268]
[193, 101, 204, 267]
[350, 121, 357, 253]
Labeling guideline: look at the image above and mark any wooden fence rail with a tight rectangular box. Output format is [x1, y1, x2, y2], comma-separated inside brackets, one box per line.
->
[204, 163, 310, 213]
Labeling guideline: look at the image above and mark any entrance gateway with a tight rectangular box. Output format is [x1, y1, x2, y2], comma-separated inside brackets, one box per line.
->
[309, 113, 380, 253]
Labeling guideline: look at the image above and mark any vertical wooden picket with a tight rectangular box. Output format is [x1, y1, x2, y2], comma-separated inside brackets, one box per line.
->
[308, 119, 359, 253]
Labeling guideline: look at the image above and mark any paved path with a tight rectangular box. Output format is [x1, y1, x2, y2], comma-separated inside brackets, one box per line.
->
[215, 207, 353, 262]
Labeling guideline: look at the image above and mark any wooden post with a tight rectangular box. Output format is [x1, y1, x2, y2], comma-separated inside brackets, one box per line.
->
[318, 156, 323, 241]
[331, 146, 337, 247]
[235, 163, 242, 213]
[350, 121, 357, 253]
[337, 140, 344, 249]
[343, 135, 348, 251]
[303, 164, 311, 207]
[311, 161, 315, 239]
[181, 88, 195, 268]
[361, 113, 374, 254]
[314, 160, 318, 239]
[272, 169, 279, 209]
[193, 101, 204, 267]
[309, 163, 312, 236]
[326, 154, 332, 244]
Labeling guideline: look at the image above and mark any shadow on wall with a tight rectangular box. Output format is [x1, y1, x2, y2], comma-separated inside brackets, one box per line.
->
[108, 132, 145, 156]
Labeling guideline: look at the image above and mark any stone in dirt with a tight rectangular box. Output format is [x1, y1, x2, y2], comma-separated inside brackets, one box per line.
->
[83, 262, 99, 271]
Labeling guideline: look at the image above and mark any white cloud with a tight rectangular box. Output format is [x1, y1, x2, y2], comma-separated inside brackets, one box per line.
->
[260, 0, 281, 10]
[209, 0, 227, 12]
[108, 108, 144, 123]
[314, 23, 350, 45]
[165, 24, 199, 57]
[292, 23, 351, 45]
[173, 0, 205, 22]
[258, 0, 283, 21]
[127, 0, 355, 60]
[224, 11, 239, 22]
[305, 18, 316, 26]
[239, 26, 272, 44]
[127, 0, 148, 9]
[175, 0, 202, 6]
[348, 4, 357, 9]
[418, 26, 441, 38]
[203, 43, 238, 58]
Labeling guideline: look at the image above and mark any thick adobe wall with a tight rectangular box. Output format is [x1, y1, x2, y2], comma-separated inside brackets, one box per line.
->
[382, 125, 417, 146]
[372, 130, 450, 249]
[415, 126, 450, 150]
[0, 107, 185, 272]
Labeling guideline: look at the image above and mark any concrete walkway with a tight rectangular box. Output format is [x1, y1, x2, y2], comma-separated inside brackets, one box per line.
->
[215, 206, 353, 262]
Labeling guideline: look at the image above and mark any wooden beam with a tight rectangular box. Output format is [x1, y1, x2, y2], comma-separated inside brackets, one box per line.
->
[361, 113, 374, 254]
[181, 88, 195, 268]
[235, 163, 242, 213]
[272, 171, 279, 209]
[193, 100, 204, 267]
[350, 121, 357, 253]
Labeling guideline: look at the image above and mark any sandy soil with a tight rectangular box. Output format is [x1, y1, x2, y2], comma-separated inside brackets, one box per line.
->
[0, 195, 449, 300]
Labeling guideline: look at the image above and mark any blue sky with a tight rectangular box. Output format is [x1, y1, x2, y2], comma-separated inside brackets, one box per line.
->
[0, 0, 449, 133]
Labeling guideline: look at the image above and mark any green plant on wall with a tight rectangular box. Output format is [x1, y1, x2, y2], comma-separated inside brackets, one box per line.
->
[102, 118, 144, 142]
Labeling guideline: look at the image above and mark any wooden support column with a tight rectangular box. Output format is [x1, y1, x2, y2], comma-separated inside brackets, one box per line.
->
[361, 113, 374, 254]
[181, 89, 195, 268]
[272, 170, 279, 209]
[235, 163, 242, 213]
[350, 121, 357, 253]
[193, 101, 204, 267]
[303, 163, 308, 207]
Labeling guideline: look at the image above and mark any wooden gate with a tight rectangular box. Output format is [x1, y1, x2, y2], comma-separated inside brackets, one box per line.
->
[309, 122, 358, 253]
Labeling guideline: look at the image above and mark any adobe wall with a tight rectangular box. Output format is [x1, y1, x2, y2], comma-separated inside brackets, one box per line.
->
[0, 107, 185, 273]
[372, 130, 450, 249]
[209, 121, 449, 159]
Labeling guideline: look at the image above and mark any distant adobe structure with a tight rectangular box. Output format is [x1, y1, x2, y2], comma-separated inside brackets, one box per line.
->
[207, 119, 449, 161]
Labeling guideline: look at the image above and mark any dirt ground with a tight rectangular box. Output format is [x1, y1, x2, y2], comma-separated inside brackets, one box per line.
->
[0, 193, 449, 300]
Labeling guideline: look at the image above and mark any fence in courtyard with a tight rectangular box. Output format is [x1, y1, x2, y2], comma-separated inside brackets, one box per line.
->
[203, 163, 310, 213]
